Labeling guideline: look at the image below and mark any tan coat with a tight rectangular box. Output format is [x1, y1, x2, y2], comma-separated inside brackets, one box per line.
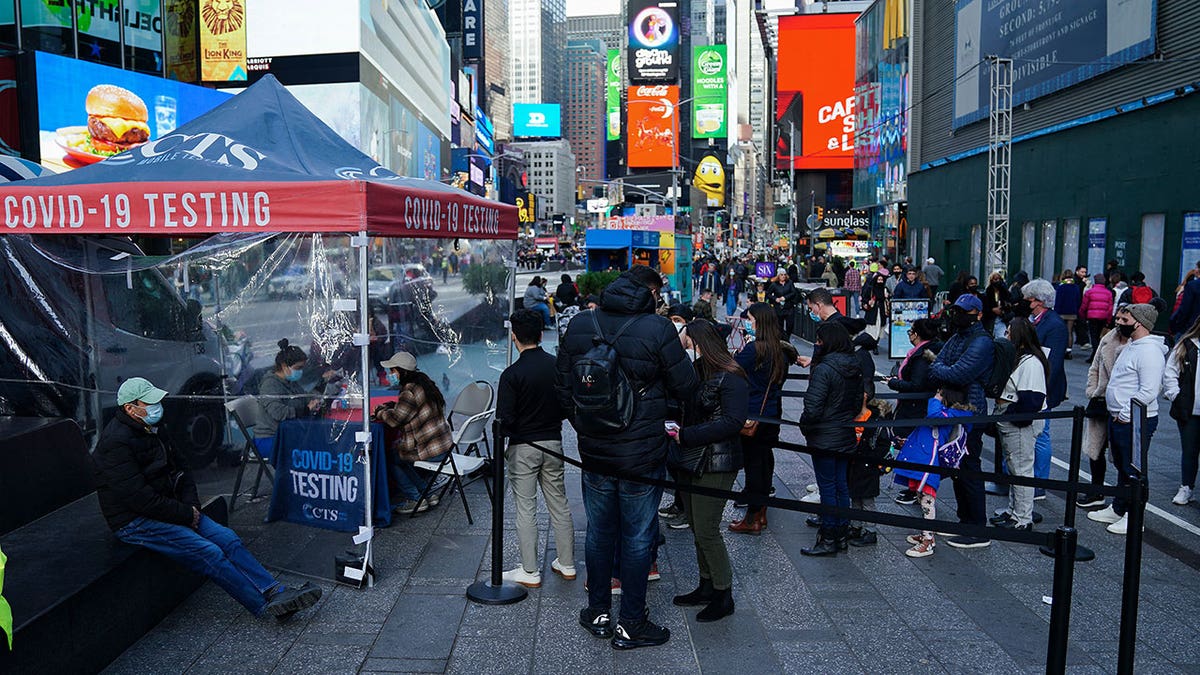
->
[1083, 329, 1129, 460]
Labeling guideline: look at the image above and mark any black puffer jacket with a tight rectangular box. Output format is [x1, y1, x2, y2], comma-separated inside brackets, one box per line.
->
[93, 411, 200, 531]
[556, 273, 699, 474]
[799, 351, 863, 452]
[678, 371, 747, 473]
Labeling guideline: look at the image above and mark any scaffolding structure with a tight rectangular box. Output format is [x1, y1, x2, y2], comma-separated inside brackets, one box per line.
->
[986, 56, 1013, 274]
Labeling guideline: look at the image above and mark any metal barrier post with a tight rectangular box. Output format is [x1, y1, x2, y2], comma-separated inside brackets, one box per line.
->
[1116, 401, 1150, 675]
[466, 421, 527, 605]
[1041, 407, 1095, 561]
[1045, 525, 1078, 674]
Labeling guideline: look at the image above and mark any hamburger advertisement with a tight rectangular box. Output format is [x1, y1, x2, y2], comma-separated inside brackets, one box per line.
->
[33, 51, 231, 171]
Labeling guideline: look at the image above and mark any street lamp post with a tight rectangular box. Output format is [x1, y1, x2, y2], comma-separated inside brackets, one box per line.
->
[627, 95, 701, 226]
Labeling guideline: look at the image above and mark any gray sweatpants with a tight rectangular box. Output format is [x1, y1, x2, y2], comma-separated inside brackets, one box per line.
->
[506, 441, 576, 573]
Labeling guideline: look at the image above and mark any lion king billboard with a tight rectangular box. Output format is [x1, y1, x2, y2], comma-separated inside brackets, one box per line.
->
[200, 0, 248, 82]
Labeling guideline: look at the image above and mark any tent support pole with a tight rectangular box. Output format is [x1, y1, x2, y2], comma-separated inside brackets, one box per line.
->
[356, 230, 374, 587]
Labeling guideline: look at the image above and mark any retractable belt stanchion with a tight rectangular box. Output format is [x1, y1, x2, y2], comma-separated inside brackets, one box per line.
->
[1040, 407, 1095, 561]
[466, 421, 527, 605]
[1116, 401, 1150, 675]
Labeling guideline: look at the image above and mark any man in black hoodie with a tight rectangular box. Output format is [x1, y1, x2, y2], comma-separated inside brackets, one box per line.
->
[556, 266, 698, 649]
[94, 377, 321, 620]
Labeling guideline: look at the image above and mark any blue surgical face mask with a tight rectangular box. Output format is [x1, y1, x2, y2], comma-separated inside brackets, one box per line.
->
[808, 310, 821, 322]
[387, 371, 401, 387]
[141, 402, 163, 425]
[743, 320, 756, 337]
[286, 368, 303, 382]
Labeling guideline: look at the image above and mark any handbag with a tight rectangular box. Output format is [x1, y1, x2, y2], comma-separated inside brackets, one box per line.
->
[1084, 397, 1108, 420]
[668, 441, 710, 478]
[741, 385, 771, 437]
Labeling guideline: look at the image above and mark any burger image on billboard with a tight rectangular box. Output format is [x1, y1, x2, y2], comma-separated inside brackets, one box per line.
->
[85, 85, 151, 154]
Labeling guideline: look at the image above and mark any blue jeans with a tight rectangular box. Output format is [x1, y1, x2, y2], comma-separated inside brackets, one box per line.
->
[812, 455, 850, 527]
[847, 291, 860, 317]
[1108, 416, 1158, 516]
[530, 301, 552, 326]
[582, 466, 664, 623]
[115, 514, 278, 615]
[390, 452, 447, 501]
[1034, 418, 1053, 480]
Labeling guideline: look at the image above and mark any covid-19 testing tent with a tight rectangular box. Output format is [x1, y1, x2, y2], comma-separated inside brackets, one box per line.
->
[0, 76, 519, 583]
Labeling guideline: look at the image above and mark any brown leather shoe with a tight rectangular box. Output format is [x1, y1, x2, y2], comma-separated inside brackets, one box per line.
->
[728, 509, 765, 535]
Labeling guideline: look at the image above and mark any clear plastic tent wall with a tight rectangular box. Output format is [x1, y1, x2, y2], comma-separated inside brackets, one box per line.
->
[0, 232, 515, 489]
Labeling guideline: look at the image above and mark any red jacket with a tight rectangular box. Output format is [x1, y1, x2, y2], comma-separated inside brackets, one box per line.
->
[1079, 285, 1114, 320]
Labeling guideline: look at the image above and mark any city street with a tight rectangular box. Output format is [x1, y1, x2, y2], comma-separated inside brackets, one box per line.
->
[103, 333, 1200, 674]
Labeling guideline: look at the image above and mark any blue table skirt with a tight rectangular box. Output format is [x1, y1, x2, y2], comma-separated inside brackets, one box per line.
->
[266, 418, 391, 531]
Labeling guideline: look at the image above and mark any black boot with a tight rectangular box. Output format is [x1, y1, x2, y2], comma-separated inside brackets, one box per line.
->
[696, 588, 735, 622]
[800, 528, 839, 556]
[848, 528, 878, 547]
[805, 515, 821, 528]
[673, 578, 716, 607]
[834, 525, 850, 551]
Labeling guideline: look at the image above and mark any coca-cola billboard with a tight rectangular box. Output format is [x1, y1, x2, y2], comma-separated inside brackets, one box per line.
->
[626, 0, 680, 83]
[627, 85, 678, 168]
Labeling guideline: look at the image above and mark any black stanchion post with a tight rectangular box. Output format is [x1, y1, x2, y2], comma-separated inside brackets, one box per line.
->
[1045, 525, 1078, 674]
[466, 421, 527, 606]
[1041, 407, 1095, 561]
[1116, 401, 1149, 675]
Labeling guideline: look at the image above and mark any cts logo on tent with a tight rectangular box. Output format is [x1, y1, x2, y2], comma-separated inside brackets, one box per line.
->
[105, 132, 265, 170]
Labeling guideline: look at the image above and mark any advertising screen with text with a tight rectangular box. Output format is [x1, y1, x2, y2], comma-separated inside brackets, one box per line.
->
[627, 85, 678, 169]
[776, 13, 856, 171]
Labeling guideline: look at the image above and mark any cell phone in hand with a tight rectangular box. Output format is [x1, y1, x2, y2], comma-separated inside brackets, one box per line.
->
[665, 421, 680, 433]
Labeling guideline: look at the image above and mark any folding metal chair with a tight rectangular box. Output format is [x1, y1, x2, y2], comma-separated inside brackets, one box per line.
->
[412, 409, 494, 524]
[447, 380, 495, 459]
[226, 395, 274, 511]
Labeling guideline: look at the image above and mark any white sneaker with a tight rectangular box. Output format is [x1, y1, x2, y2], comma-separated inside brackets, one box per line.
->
[1107, 515, 1129, 535]
[800, 491, 821, 504]
[551, 558, 577, 580]
[502, 566, 542, 588]
[805, 483, 818, 493]
[1087, 505, 1122, 524]
[1173, 485, 1193, 505]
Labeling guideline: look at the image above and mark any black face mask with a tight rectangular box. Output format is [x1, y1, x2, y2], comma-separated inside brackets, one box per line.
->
[1117, 323, 1137, 338]
[1012, 298, 1033, 318]
[947, 307, 974, 329]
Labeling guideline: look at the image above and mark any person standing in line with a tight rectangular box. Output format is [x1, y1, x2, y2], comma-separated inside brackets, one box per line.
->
[728, 304, 794, 535]
[1088, 304, 1168, 534]
[798, 322, 864, 556]
[922, 257, 944, 299]
[1171, 263, 1200, 341]
[1163, 316, 1200, 506]
[844, 396, 893, 546]
[556, 265, 698, 649]
[498, 310, 575, 588]
[885, 264, 903, 296]
[668, 320, 747, 622]
[1116, 271, 1158, 306]
[893, 267, 927, 300]
[1054, 270, 1083, 360]
[862, 273, 890, 341]
[1017, 279, 1068, 499]
[983, 271, 1011, 339]
[1080, 274, 1116, 364]
[1075, 321, 1131, 508]
[1073, 265, 1091, 347]
[989, 318, 1048, 531]
[928, 294, 995, 549]
[887, 319, 943, 506]
[843, 261, 863, 318]
[766, 268, 799, 339]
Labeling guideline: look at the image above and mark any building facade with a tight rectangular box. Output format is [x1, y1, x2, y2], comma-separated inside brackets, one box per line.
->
[509, 139, 577, 219]
[565, 39, 607, 192]
[510, 0, 567, 105]
[567, 13, 623, 53]
[907, 0, 1200, 305]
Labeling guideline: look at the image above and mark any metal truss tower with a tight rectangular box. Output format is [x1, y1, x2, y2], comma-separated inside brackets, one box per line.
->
[986, 56, 1013, 274]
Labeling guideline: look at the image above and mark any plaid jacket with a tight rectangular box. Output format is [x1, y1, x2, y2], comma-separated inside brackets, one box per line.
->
[373, 384, 454, 461]
[843, 268, 862, 292]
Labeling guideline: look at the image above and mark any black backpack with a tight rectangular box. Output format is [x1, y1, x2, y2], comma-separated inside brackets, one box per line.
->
[570, 311, 643, 435]
[984, 336, 1017, 399]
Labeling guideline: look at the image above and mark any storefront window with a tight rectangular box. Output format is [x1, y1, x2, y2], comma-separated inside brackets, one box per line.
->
[1062, 219, 1080, 272]
[1141, 213, 1165, 293]
[1041, 220, 1057, 281]
[1022, 221, 1036, 275]
[20, 0, 73, 55]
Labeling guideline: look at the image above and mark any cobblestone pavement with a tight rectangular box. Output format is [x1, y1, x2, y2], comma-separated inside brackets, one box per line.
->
[104, 337, 1200, 674]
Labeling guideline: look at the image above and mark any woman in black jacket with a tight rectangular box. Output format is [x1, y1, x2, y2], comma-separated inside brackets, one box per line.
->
[669, 320, 748, 622]
[799, 322, 864, 556]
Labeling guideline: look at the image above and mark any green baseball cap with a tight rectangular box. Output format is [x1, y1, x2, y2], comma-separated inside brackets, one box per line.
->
[117, 377, 168, 406]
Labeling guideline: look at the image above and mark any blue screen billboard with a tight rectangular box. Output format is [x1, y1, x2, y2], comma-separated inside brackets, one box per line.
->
[953, 0, 1157, 128]
[34, 51, 231, 171]
[512, 103, 562, 138]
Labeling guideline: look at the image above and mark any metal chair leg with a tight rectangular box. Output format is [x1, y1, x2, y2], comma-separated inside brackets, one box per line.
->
[230, 441, 252, 512]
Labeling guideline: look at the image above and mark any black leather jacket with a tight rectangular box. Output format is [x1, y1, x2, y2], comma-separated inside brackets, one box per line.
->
[678, 371, 748, 473]
[93, 411, 200, 531]
[799, 351, 864, 452]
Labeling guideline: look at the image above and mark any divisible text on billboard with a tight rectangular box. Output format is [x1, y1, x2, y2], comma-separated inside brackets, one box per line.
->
[200, 0, 248, 81]
[775, 14, 857, 171]
[627, 84, 678, 169]
[626, 0, 680, 83]
[692, 45, 726, 139]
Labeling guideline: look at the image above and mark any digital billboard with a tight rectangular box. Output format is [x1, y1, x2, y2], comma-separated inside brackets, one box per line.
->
[692, 44, 727, 139]
[606, 49, 621, 141]
[200, 0, 248, 81]
[513, 103, 562, 138]
[853, 0, 909, 209]
[626, 0, 680, 83]
[33, 51, 232, 171]
[627, 84, 678, 169]
[953, 0, 1157, 128]
[775, 13, 857, 171]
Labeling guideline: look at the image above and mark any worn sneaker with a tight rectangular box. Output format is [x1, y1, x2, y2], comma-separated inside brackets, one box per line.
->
[665, 512, 690, 530]
[551, 558, 577, 580]
[579, 607, 613, 638]
[1033, 488, 1047, 501]
[1173, 485, 1193, 505]
[800, 490, 821, 504]
[905, 535, 935, 558]
[905, 532, 926, 545]
[392, 499, 428, 515]
[1076, 493, 1106, 508]
[1087, 505, 1122, 524]
[264, 582, 323, 617]
[611, 618, 671, 650]
[894, 490, 918, 505]
[501, 566, 542, 588]
[658, 501, 683, 518]
[945, 536, 991, 549]
[998, 521, 1033, 531]
[1107, 515, 1131, 535]
[647, 563, 661, 581]
[989, 511, 1016, 526]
